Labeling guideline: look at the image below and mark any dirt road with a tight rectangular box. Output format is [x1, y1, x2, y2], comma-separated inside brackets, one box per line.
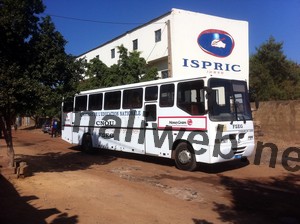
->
[0, 129, 299, 224]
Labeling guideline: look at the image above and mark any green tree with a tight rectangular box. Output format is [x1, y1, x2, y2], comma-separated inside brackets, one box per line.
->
[118, 45, 158, 84]
[78, 56, 108, 91]
[29, 16, 83, 118]
[85, 45, 158, 89]
[0, 0, 45, 166]
[0, 0, 82, 166]
[104, 45, 142, 86]
[250, 36, 300, 101]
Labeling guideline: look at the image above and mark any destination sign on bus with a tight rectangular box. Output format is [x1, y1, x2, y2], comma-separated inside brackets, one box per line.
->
[158, 116, 207, 130]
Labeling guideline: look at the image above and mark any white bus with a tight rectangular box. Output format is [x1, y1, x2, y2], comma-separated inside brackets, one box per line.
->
[61, 75, 255, 171]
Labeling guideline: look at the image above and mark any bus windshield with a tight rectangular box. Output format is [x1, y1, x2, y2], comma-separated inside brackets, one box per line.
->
[208, 78, 252, 122]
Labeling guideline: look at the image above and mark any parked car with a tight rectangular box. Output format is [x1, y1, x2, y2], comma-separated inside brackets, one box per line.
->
[41, 121, 51, 133]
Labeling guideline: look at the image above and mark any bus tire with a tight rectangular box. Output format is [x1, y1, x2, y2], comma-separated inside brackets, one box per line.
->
[81, 134, 93, 153]
[174, 142, 197, 171]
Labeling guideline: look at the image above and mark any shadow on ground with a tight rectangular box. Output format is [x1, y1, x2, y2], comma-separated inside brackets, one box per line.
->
[214, 174, 300, 224]
[12, 128, 250, 174]
[0, 174, 78, 223]
[16, 144, 250, 174]
[197, 159, 249, 173]
[16, 149, 117, 173]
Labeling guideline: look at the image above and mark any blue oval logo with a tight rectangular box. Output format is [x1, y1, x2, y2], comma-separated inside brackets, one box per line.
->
[197, 29, 235, 58]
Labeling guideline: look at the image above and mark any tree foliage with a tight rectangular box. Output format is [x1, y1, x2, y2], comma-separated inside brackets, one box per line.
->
[28, 16, 84, 118]
[250, 36, 300, 101]
[78, 45, 158, 91]
[0, 0, 83, 166]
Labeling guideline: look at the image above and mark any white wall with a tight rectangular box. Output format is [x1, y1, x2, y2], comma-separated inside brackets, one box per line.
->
[78, 13, 171, 68]
[170, 9, 249, 82]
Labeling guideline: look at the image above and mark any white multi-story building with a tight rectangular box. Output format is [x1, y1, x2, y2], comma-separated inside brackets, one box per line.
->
[78, 8, 248, 81]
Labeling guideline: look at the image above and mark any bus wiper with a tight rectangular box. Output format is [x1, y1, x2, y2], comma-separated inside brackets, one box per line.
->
[241, 115, 246, 124]
[230, 113, 235, 125]
[237, 114, 246, 124]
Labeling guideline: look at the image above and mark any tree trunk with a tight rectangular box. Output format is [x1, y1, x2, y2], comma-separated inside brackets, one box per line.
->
[32, 115, 39, 128]
[6, 140, 15, 168]
[0, 116, 15, 167]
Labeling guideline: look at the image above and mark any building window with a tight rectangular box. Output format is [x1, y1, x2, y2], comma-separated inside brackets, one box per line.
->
[111, 48, 115, 59]
[155, 29, 161, 42]
[161, 70, 168, 79]
[133, 39, 138, 50]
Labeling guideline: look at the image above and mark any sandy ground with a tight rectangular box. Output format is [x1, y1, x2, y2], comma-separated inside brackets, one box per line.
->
[0, 128, 299, 224]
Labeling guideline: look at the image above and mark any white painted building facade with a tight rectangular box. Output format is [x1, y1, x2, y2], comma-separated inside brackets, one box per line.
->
[78, 8, 249, 82]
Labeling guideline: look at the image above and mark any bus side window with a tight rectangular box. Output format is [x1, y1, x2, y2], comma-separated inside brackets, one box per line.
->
[75, 95, 87, 111]
[160, 84, 174, 107]
[63, 100, 74, 112]
[145, 104, 156, 121]
[104, 91, 121, 110]
[177, 80, 205, 115]
[123, 88, 143, 109]
[88, 93, 103, 110]
[145, 86, 158, 101]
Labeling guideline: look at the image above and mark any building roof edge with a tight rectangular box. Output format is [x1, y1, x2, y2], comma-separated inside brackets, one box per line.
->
[77, 9, 173, 58]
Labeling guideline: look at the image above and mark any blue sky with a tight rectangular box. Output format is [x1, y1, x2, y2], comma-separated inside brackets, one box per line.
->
[43, 0, 300, 63]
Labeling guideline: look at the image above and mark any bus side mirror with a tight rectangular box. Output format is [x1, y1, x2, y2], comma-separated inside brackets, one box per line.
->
[255, 99, 259, 110]
[249, 89, 259, 111]
[251, 99, 259, 112]
[204, 86, 212, 97]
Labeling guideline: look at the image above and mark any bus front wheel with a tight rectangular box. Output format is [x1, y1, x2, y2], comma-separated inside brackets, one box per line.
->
[174, 142, 197, 171]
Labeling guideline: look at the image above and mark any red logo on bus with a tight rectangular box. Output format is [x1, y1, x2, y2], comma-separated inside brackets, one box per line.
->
[187, 119, 193, 126]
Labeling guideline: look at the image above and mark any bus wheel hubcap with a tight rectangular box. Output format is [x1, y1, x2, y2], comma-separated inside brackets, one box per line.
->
[178, 150, 191, 164]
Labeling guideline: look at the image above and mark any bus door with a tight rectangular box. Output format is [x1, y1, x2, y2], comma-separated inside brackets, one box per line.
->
[144, 102, 159, 156]
[61, 100, 74, 143]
